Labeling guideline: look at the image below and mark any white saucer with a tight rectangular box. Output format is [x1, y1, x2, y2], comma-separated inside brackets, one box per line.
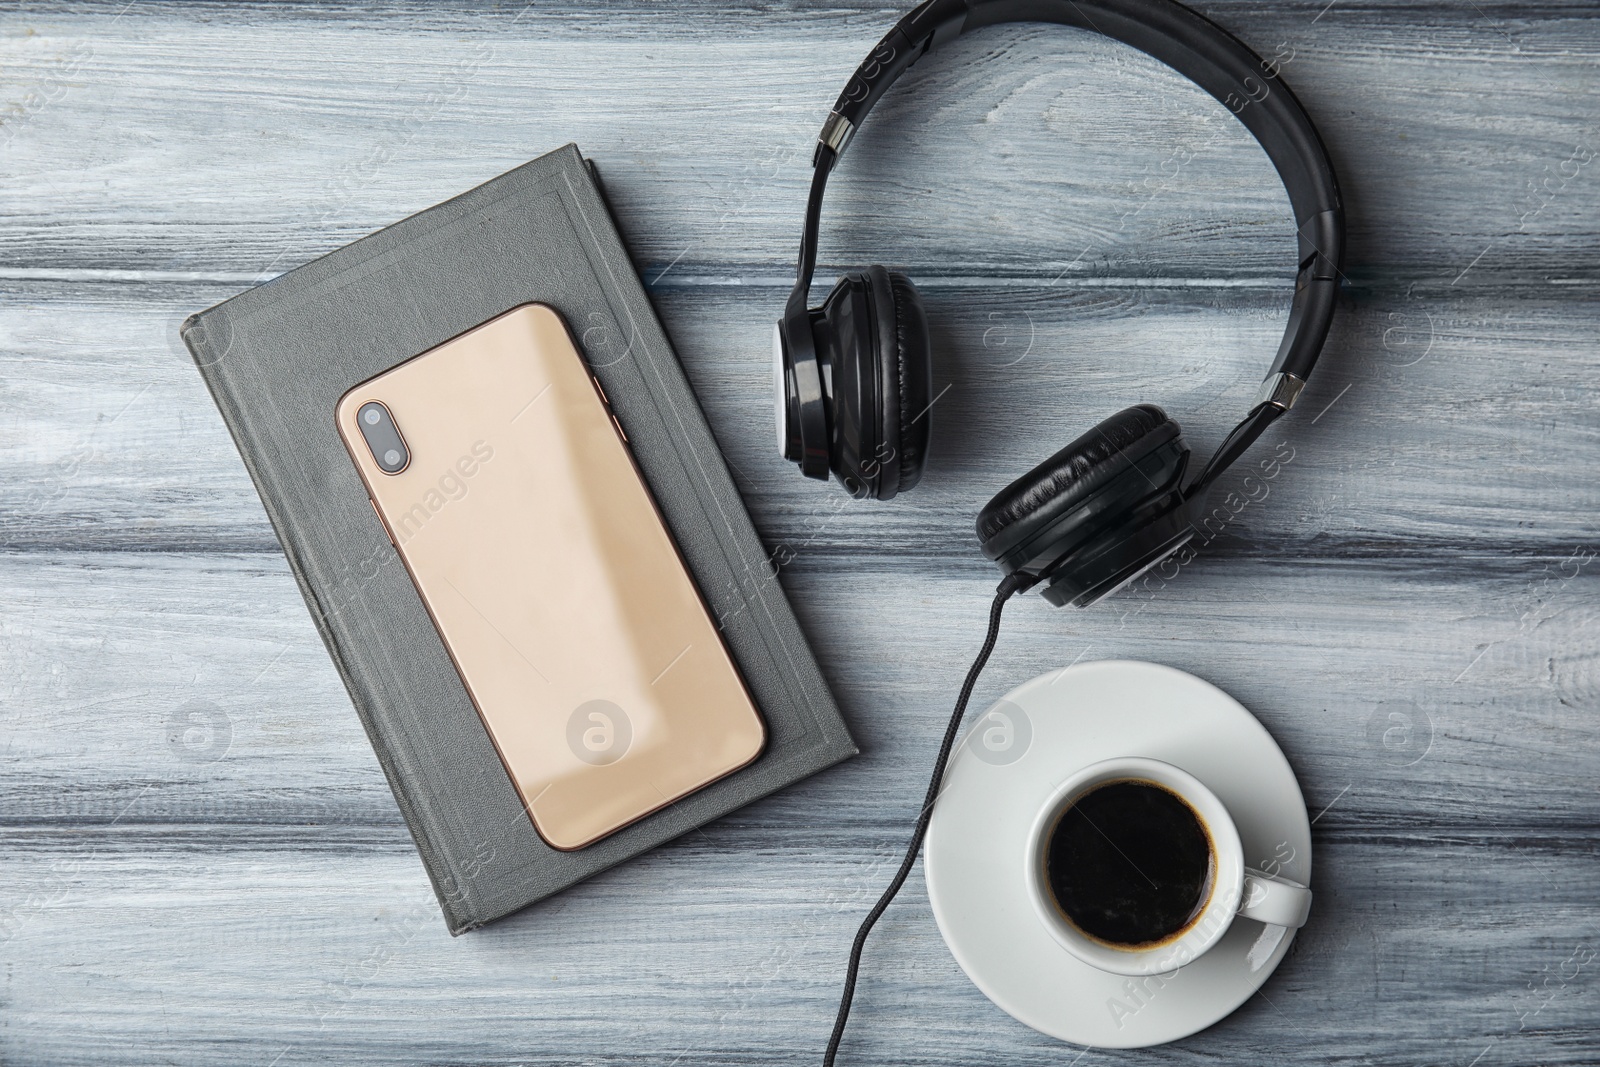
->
[924, 660, 1312, 1049]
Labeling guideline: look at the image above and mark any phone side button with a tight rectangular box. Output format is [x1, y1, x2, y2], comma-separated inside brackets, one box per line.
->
[370, 498, 395, 545]
[610, 413, 628, 443]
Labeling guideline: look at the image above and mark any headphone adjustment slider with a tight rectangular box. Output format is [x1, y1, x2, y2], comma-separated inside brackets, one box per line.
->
[819, 111, 856, 159]
[1252, 372, 1306, 412]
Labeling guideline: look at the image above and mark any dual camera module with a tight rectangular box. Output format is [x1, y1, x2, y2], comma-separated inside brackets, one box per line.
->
[356, 401, 410, 474]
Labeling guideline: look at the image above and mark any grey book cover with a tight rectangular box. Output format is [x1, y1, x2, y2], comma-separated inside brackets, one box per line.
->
[181, 143, 856, 933]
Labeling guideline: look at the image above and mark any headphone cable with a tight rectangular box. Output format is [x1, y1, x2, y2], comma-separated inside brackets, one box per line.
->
[822, 571, 1027, 1066]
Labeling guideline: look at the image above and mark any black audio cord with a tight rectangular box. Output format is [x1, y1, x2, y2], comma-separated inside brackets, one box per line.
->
[822, 571, 1028, 1066]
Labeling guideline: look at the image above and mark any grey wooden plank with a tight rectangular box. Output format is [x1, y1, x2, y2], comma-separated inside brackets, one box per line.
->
[1, 552, 1595, 834]
[0, 279, 1595, 554]
[1, 830, 1595, 1066]
[0, 3, 1595, 284]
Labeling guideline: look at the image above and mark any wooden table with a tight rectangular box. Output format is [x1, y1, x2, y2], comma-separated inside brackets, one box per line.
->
[3, 2, 1596, 1063]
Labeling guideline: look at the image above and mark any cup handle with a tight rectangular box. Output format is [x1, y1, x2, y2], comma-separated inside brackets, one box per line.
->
[1237, 867, 1312, 929]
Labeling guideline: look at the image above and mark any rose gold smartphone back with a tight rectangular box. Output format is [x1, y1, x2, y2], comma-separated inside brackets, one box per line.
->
[336, 303, 765, 850]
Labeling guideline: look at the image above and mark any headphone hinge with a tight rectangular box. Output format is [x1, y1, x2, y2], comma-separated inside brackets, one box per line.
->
[1251, 372, 1306, 412]
[817, 112, 855, 164]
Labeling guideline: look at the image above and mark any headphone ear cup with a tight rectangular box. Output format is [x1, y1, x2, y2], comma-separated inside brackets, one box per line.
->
[976, 405, 1188, 580]
[791, 268, 932, 500]
[885, 270, 931, 495]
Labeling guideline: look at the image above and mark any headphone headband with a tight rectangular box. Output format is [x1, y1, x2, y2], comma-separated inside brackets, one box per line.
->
[790, 0, 1344, 441]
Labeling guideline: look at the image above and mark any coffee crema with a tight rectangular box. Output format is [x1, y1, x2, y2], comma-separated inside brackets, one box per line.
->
[1044, 778, 1214, 948]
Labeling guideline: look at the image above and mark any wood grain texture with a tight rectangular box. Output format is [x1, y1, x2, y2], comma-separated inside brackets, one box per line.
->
[2, 1, 1598, 1065]
[3, 281, 1597, 553]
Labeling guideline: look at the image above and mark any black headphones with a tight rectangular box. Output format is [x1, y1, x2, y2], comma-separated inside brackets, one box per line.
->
[774, 0, 1344, 608]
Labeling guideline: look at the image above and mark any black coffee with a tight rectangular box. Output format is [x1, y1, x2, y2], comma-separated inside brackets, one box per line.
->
[1044, 779, 1212, 947]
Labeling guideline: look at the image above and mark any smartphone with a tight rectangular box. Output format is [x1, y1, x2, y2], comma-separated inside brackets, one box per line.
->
[337, 303, 765, 850]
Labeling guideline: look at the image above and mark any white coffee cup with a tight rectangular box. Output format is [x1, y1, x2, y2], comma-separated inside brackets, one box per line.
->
[1023, 756, 1311, 978]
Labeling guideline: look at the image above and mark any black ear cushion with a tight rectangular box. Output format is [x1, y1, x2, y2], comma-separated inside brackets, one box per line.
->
[976, 404, 1178, 544]
[863, 265, 900, 499]
[887, 271, 931, 492]
[814, 270, 878, 496]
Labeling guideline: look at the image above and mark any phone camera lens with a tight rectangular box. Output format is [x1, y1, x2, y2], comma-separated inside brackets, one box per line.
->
[356, 401, 409, 474]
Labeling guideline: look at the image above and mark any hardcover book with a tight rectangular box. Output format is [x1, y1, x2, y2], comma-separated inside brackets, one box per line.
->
[182, 143, 856, 933]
